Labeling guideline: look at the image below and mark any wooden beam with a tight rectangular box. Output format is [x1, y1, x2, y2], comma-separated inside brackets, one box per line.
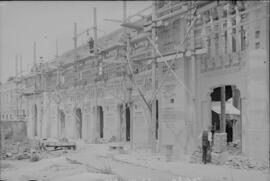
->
[220, 86, 226, 133]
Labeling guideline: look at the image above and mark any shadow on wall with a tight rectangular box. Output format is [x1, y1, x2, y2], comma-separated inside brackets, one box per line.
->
[0, 121, 27, 142]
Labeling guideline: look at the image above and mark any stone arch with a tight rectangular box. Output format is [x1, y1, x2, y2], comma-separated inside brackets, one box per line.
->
[207, 84, 242, 151]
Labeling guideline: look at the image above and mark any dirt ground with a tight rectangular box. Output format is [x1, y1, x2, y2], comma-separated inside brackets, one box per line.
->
[1, 139, 269, 181]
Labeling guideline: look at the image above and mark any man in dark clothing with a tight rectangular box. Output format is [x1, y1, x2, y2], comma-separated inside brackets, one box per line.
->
[201, 126, 212, 164]
[202, 130, 209, 164]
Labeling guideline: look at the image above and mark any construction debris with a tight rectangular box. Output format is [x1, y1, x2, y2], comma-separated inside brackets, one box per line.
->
[30, 151, 40, 162]
[1, 139, 35, 160]
[1, 138, 76, 161]
[225, 155, 269, 170]
[227, 141, 241, 155]
[190, 144, 268, 171]
[44, 140, 76, 150]
[190, 146, 202, 164]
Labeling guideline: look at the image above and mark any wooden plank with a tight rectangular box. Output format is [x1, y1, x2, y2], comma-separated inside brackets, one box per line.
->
[197, 1, 218, 14]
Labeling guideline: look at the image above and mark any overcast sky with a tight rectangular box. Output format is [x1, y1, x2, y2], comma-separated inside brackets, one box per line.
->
[0, 1, 152, 82]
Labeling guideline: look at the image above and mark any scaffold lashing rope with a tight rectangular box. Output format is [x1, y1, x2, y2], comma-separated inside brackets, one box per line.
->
[125, 34, 152, 112]
[148, 7, 199, 106]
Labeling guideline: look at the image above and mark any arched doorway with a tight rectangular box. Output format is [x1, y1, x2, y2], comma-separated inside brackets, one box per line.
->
[33, 104, 38, 136]
[59, 110, 65, 137]
[75, 108, 82, 139]
[210, 85, 241, 145]
[125, 104, 130, 141]
[97, 106, 103, 138]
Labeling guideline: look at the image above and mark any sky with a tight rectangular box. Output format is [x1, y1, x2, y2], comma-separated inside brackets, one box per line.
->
[0, 1, 152, 83]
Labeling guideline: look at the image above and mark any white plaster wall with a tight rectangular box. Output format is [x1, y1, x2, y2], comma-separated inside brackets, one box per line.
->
[158, 60, 195, 159]
[245, 48, 269, 161]
[132, 98, 150, 147]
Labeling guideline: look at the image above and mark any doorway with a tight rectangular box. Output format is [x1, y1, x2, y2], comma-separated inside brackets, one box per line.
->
[75, 108, 82, 139]
[155, 100, 159, 140]
[210, 85, 241, 143]
[60, 110, 65, 137]
[97, 106, 104, 138]
[125, 104, 130, 141]
[226, 120, 233, 142]
[34, 104, 38, 136]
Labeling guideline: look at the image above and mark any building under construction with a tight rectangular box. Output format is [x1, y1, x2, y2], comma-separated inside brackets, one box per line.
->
[1, 1, 269, 162]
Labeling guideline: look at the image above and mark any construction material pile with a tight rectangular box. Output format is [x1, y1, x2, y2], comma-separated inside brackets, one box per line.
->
[190, 145, 268, 171]
[1, 138, 39, 161]
[227, 141, 241, 155]
[225, 155, 269, 170]
[1, 138, 76, 161]
[189, 146, 202, 163]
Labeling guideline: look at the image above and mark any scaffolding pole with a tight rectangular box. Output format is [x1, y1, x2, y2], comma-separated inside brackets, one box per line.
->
[151, 1, 157, 153]
[147, 9, 199, 105]
[73, 22, 77, 49]
[221, 86, 226, 132]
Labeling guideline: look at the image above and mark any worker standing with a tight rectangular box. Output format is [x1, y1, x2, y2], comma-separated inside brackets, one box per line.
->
[200, 125, 212, 164]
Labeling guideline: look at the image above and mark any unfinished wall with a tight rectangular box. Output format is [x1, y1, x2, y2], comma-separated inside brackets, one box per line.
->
[131, 71, 152, 148]
[157, 58, 198, 160]
[243, 3, 269, 161]
[0, 121, 27, 141]
[196, 2, 269, 162]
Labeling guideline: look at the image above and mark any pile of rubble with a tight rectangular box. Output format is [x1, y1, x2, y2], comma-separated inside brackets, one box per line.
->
[189, 145, 268, 171]
[227, 142, 241, 155]
[1, 138, 76, 161]
[225, 155, 269, 170]
[1, 139, 38, 160]
[93, 136, 117, 144]
[189, 146, 202, 163]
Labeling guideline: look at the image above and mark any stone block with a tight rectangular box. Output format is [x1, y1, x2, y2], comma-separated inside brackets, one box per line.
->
[211, 151, 229, 165]
[213, 133, 227, 153]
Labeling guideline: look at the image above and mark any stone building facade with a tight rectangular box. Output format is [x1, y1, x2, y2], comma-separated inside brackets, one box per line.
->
[0, 78, 26, 121]
[1, 1, 268, 162]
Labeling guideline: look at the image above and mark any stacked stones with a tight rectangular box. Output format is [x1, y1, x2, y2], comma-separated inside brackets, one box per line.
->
[211, 133, 228, 165]
[212, 133, 227, 153]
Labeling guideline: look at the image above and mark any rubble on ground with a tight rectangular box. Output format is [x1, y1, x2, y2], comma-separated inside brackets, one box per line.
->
[189, 146, 202, 164]
[1, 138, 76, 161]
[1, 139, 35, 160]
[94, 137, 117, 144]
[225, 155, 269, 170]
[189, 144, 268, 171]
[227, 141, 241, 155]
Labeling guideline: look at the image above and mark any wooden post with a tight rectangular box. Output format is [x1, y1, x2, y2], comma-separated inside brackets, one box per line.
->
[56, 39, 59, 57]
[93, 8, 97, 42]
[93, 7, 98, 142]
[151, 1, 157, 153]
[33, 41, 37, 65]
[220, 86, 226, 132]
[190, 2, 196, 148]
[15, 54, 19, 77]
[239, 98, 242, 152]
[74, 22, 77, 49]
[15, 54, 19, 119]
